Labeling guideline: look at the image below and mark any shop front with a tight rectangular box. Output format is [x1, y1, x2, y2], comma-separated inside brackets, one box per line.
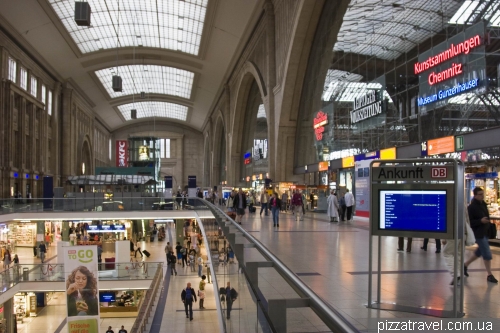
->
[99, 290, 144, 318]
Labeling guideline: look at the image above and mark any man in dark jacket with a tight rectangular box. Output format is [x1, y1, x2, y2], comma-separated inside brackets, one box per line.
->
[232, 189, 247, 224]
[181, 282, 197, 321]
[464, 187, 498, 283]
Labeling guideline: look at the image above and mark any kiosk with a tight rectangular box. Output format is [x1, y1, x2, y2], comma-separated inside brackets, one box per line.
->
[368, 159, 464, 318]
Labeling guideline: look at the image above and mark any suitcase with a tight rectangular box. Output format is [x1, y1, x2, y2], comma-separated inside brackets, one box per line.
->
[143, 250, 151, 257]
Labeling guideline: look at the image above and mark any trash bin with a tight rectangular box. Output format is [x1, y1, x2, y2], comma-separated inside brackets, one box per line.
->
[23, 267, 29, 281]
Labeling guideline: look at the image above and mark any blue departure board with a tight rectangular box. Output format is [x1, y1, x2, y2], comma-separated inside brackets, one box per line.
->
[379, 190, 447, 232]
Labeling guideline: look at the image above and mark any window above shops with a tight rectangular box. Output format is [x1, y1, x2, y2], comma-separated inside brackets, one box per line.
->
[20, 67, 27, 90]
[48, 0, 208, 55]
[8, 57, 16, 82]
[30, 76, 37, 97]
[95, 65, 194, 99]
[334, 0, 463, 60]
[117, 101, 188, 121]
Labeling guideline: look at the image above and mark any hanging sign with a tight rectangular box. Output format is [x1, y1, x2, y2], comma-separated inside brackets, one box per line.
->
[65, 246, 100, 333]
[350, 90, 385, 124]
[313, 111, 328, 141]
[115, 140, 128, 167]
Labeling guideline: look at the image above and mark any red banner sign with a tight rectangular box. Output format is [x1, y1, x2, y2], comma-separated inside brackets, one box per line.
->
[313, 111, 328, 141]
[116, 140, 128, 167]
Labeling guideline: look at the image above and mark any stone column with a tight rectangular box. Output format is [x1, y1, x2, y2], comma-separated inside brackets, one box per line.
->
[61, 87, 73, 180]
[264, 0, 277, 180]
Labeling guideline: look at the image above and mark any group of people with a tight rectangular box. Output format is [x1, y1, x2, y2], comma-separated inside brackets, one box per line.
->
[326, 189, 355, 222]
[181, 280, 237, 321]
[399, 187, 498, 286]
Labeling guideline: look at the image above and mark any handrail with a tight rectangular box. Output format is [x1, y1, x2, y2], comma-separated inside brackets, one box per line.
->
[204, 202, 360, 333]
[130, 262, 163, 333]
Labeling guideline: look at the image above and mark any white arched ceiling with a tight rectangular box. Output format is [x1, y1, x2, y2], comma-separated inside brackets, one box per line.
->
[118, 101, 188, 121]
[48, 0, 208, 55]
[95, 65, 195, 99]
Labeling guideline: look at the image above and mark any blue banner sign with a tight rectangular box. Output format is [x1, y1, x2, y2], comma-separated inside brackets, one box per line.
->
[418, 78, 479, 107]
[465, 172, 498, 179]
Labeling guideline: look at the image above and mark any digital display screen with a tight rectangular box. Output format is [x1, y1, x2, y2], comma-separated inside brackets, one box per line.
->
[379, 190, 447, 232]
[99, 292, 116, 302]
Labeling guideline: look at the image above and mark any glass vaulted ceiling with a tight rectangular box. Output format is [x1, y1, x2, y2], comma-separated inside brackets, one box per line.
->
[449, 0, 500, 26]
[118, 101, 188, 121]
[49, 0, 208, 55]
[95, 65, 194, 98]
[334, 0, 463, 61]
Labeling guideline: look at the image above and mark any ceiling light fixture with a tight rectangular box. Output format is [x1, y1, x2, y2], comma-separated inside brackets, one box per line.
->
[112, 0, 123, 92]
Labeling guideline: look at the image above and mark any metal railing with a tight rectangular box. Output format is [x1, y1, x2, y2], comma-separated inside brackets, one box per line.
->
[0, 196, 210, 215]
[200, 201, 360, 333]
[0, 262, 160, 295]
[130, 261, 164, 333]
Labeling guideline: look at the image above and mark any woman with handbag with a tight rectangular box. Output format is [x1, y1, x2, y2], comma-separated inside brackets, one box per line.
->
[198, 275, 206, 309]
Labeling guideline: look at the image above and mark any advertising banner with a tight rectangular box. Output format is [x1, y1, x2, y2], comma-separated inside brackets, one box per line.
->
[417, 21, 485, 113]
[115, 140, 128, 167]
[354, 159, 372, 217]
[65, 246, 100, 333]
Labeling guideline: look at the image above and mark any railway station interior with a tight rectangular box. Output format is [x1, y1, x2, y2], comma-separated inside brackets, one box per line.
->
[1, 0, 500, 332]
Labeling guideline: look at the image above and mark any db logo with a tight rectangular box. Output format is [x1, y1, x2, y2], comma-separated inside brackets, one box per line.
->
[431, 167, 447, 178]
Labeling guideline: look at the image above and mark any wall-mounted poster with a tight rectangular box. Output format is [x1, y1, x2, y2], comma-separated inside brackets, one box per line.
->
[64, 246, 100, 333]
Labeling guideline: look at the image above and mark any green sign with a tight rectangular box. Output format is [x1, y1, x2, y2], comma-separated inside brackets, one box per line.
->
[455, 136, 464, 151]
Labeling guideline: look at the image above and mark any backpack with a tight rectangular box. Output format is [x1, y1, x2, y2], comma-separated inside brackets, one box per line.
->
[230, 288, 238, 300]
[171, 256, 177, 264]
[185, 288, 192, 300]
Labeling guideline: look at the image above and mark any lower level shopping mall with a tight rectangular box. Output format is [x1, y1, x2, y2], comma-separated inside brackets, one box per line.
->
[1, 0, 500, 332]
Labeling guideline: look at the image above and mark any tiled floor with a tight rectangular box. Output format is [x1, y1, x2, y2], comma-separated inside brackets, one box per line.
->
[238, 209, 500, 332]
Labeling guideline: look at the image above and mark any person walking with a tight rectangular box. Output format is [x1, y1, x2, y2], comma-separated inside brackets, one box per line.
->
[189, 247, 197, 272]
[233, 188, 247, 224]
[421, 239, 442, 253]
[118, 326, 127, 333]
[175, 242, 183, 265]
[198, 275, 206, 309]
[397, 237, 413, 253]
[260, 190, 269, 216]
[106, 326, 114, 333]
[224, 281, 238, 319]
[3, 249, 11, 270]
[339, 193, 346, 221]
[327, 191, 340, 222]
[197, 255, 204, 277]
[344, 189, 355, 221]
[134, 241, 143, 258]
[464, 187, 498, 283]
[168, 251, 178, 276]
[13, 254, 19, 279]
[165, 242, 173, 260]
[269, 192, 281, 227]
[281, 191, 288, 212]
[176, 191, 182, 210]
[39, 241, 47, 263]
[291, 190, 303, 221]
[181, 282, 197, 321]
[181, 245, 188, 267]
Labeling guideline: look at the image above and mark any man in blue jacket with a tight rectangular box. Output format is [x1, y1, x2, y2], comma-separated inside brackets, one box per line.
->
[181, 282, 197, 320]
[464, 187, 498, 283]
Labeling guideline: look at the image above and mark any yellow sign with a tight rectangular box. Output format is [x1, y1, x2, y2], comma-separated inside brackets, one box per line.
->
[138, 146, 150, 161]
[342, 156, 354, 168]
[380, 147, 396, 160]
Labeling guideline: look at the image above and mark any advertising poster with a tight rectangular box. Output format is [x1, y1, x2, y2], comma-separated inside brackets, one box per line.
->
[64, 246, 100, 333]
[355, 159, 371, 218]
[115, 140, 128, 167]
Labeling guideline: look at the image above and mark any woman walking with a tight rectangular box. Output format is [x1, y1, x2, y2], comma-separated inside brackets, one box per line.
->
[269, 192, 281, 227]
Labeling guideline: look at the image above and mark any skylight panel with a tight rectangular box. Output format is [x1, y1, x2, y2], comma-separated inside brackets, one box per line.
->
[449, 1, 477, 24]
[118, 102, 188, 121]
[257, 104, 266, 118]
[48, 0, 208, 55]
[95, 65, 194, 99]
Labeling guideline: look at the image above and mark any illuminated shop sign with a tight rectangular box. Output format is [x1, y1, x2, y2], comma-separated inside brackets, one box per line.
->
[253, 139, 267, 160]
[138, 145, 150, 161]
[115, 140, 128, 167]
[428, 63, 463, 85]
[417, 23, 485, 112]
[418, 79, 479, 107]
[414, 35, 480, 75]
[313, 111, 328, 141]
[244, 152, 252, 165]
[350, 90, 384, 124]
